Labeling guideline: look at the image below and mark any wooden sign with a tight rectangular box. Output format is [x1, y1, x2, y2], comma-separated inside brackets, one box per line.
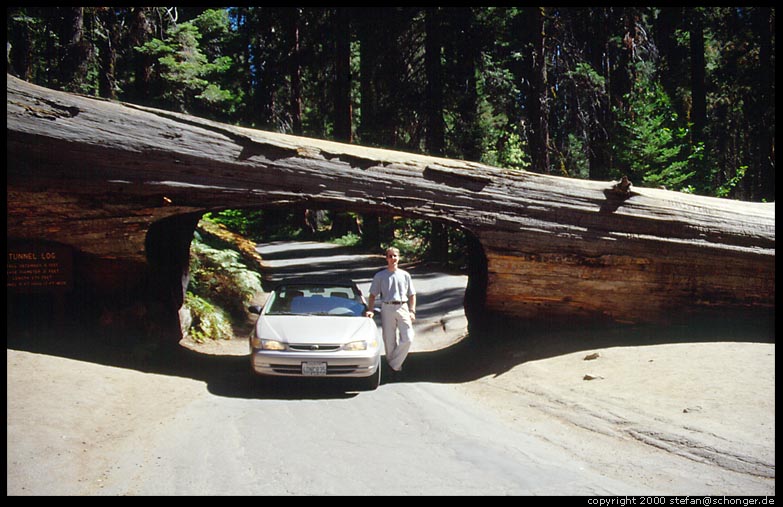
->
[7, 241, 73, 293]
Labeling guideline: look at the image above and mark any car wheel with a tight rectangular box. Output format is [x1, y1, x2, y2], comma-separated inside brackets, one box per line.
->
[359, 364, 381, 391]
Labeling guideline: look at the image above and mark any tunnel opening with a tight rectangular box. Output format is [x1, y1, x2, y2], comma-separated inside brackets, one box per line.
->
[6, 202, 488, 357]
[175, 204, 489, 354]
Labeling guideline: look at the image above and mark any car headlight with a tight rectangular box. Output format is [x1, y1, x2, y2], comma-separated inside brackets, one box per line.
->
[252, 338, 286, 351]
[344, 338, 378, 351]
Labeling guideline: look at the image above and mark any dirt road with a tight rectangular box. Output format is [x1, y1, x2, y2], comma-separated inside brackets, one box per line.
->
[7, 242, 775, 495]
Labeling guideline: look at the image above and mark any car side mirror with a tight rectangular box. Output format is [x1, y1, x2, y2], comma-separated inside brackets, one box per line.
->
[248, 305, 263, 315]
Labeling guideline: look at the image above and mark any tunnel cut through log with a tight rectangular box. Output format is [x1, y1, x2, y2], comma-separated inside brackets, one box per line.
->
[6, 74, 775, 340]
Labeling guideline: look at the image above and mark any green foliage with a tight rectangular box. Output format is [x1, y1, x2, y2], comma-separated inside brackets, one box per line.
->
[188, 236, 263, 318]
[560, 133, 590, 179]
[715, 165, 748, 198]
[378, 217, 425, 260]
[204, 210, 265, 240]
[134, 9, 236, 115]
[331, 232, 362, 248]
[184, 292, 233, 342]
[474, 50, 530, 171]
[381, 217, 469, 269]
[184, 231, 263, 341]
[614, 82, 696, 191]
[484, 128, 530, 171]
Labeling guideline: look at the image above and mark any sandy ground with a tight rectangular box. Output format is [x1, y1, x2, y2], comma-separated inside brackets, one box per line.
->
[181, 314, 776, 494]
[8, 312, 774, 495]
[460, 337, 775, 492]
[6, 241, 775, 495]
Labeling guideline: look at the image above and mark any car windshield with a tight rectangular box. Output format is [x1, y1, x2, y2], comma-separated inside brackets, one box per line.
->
[265, 283, 366, 317]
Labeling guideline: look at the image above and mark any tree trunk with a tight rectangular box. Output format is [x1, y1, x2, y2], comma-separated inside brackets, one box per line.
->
[254, 12, 277, 130]
[526, 7, 550, 174]
[452, 7, 482, 162]
[287, 8, 302, 135]
[425, 7, 445, 157]
[689, 8, 706, 146]
[356, 8, 379, 147]
[356, 9, 384, 249]
[98, 8, 119, 100]
[6, 74, 774, 332]
[753, 7, 775, 203]
[655, 7, 688, 123]
[61, 7, 90, 92]
[333, 8, 353, 143]
[129, 7, 154, 103]
[584, 8, 613, 181]
[425, 7, 448, 262]
[7, 7, 34, 81]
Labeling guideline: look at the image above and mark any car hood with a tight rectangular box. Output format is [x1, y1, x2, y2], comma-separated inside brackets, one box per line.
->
[257, 315, 376, 344]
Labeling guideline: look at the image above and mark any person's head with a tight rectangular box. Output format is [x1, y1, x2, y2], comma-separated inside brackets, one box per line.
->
[385, 247, 400, 270]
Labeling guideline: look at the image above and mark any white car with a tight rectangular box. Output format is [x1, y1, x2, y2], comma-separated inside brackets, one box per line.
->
[249, 279, 381, 390]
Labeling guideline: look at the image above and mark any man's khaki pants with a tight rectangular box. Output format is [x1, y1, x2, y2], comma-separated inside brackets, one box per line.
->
[380, 303, 414, 371]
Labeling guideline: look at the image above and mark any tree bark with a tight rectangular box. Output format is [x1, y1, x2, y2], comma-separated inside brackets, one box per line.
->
[287, 8, 302, 135]
[356, 8, 379, 147]
[451, 7, 482, 162]
[254, 11, 277, 130]
[425, 7, 448, 262]
[689, 8, 707, 146]
[333, 7, 353, 143]
[6, 74, 774, 330]
[425, 7, 445, 157]
[753, 6, 775, 203]
[129, 7, 154, 103]
[7, 7, 34, 81]
[526, 7, 550, 174]
[97, 7, 119, 100]
[61, 7, 90, 92]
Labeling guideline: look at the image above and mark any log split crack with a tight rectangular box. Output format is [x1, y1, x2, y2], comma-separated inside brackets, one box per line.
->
[17, 98, 80, 121]
[423, 164, 491, 192]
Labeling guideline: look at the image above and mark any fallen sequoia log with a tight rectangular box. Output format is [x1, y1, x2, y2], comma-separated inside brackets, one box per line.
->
[6, 74, 775, 337]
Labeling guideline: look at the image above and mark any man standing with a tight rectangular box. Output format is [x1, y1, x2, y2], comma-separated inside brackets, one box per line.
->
[365, 247, 416, 374]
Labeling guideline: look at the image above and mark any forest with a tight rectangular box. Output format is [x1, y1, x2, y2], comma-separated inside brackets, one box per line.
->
[7, 7, 775, 205]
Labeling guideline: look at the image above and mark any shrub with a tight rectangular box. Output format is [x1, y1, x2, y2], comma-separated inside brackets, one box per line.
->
[184, 223, 264, 341]
[184, 292, 233, 342]
[188, 236, 263, 319]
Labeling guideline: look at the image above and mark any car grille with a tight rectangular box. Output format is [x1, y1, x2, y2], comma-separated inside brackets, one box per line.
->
[288, 344, 341, 352]
[270, 364, 361, 375]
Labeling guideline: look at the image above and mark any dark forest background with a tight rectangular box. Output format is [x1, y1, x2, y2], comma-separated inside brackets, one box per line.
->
[7, 7, 775, 202]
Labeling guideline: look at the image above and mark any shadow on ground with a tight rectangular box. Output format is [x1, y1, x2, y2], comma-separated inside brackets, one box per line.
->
[7, 310, 773, 402]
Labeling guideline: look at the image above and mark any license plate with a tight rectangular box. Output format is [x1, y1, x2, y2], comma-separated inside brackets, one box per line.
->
[302, 362, 327, 376]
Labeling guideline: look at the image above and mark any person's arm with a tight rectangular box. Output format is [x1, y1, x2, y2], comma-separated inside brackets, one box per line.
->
[365, 293, 376, 318]
[407, 272, 417, 321]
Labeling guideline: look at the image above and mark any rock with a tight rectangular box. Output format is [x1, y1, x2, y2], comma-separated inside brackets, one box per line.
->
[178, 306, 193, 336]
